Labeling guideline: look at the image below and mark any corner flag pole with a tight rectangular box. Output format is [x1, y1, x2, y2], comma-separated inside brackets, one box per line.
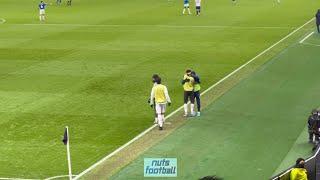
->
[63, 126, 73, 180]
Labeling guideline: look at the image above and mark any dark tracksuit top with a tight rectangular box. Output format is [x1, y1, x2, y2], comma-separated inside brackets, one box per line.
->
[316, 11, 320, 33]
[316, 11, 320, 25]
[308, 114, 320, 141]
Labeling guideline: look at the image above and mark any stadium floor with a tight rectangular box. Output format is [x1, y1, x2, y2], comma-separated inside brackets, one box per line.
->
[109, 32, 320, 180]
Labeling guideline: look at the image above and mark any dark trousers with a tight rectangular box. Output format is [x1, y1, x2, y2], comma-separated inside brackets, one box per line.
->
[317, 24, 320, 33]
[309, 132, 320, 142]
[196, 6, 201, 15]
[153, 101, 157, 117]
[184, 91, 195, 104]
[67, 0, 72, 6]
[194, 91, 201, 112]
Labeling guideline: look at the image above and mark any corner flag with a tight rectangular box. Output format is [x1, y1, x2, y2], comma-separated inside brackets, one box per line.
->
[62, 126, 73, 180]
[62, 127, 68, 145]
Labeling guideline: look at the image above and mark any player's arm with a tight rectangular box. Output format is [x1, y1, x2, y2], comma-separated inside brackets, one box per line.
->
[190, 77, 195, 85]
[164, 86, 171, 105]
[184, 75, 191, 82]
[181, 79, 186, 85]
[181, 75, 188, 85]
[195, 76, 200, 84]
[150, 87, 155, 106]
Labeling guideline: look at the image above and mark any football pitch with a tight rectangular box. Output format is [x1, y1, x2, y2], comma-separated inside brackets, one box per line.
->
[0, 0, 320, 179]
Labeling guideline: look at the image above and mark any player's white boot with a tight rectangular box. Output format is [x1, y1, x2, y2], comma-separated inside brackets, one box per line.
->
[190, 104, 195, 116]
[183, 104, 188, 117]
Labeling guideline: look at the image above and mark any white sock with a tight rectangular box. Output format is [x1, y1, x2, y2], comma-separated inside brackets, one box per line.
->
[183, 8, 186, 14]
[39, 16, 42, 21]
[188, 8, 191, 14]
[190, 104, 194, 115]
[184, 104, 188, 114]
[158, 114, 163, 127]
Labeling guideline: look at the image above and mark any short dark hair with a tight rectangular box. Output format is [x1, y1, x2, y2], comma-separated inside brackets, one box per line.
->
[296, 158, 305, 165]
[152, 74, 159, 79]
[152, 74, 161, 84]
[186, 69, 192, 74]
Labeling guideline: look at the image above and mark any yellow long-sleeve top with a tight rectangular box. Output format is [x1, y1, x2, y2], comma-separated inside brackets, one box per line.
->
[150, 84, 171, 104]
[183, 74, 194, 91]
[290, 168, 308, 180]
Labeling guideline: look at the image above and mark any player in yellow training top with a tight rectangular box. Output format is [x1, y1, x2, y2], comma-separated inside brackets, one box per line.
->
[148, 74, 160, 124]
[150, 75, 171, 130]
[182, 69, 195, 117]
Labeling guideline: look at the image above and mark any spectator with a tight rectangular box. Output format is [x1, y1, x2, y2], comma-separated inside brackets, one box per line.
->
[191, 71, 201, 116]
[290, 158, 308, 180]
[308, 109, 319, 143]
[308, 109, 320, 143]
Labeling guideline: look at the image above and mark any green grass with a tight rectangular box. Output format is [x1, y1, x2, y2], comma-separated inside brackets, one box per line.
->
[0, 0, 319, 178]
[111, 33, 320, 180]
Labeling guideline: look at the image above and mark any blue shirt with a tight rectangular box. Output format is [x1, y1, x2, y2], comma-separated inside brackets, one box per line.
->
[184, 0, 189, 4]
[39, 3, 46, 10]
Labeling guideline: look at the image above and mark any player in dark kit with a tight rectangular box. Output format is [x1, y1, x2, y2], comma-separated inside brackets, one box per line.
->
[308, 109, 320, 143]
[191, 71, 201, 116]
[316, 9, 320, 33]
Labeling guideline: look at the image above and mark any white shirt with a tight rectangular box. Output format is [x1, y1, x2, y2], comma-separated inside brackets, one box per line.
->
[195, 0, 201, 6]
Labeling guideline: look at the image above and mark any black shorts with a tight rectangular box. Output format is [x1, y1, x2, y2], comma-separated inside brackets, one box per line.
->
[184, 91, 195, 104]
[196, 6, 201, 10]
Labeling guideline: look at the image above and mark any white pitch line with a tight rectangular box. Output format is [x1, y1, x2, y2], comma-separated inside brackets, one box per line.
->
[44, 174, 77, 180]
[0, 174, 77, 180]
[10, 23, 297, 30]
[299, 31, 314, 43]
[73, 17, 315, 180]
[0, 178, 39, 180]
[271, 146, 320, 180]
[201, 18, 314, 95]
[301, 42, 320, 47]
